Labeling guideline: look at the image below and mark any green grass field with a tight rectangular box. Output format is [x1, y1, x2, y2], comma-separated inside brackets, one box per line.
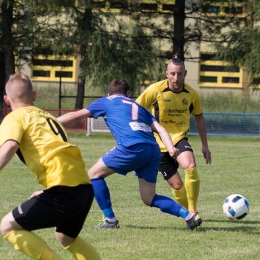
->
[0, 133, 260, 260]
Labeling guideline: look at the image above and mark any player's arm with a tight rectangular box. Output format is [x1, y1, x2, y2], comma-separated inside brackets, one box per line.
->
[0, 140, 19, 171]
[151, 120, 179, 158]
[194, 114, 211, 164]
[57, 108, 92, 126]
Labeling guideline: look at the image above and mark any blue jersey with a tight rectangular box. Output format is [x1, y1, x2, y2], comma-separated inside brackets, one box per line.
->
[87, 95, 158, 147]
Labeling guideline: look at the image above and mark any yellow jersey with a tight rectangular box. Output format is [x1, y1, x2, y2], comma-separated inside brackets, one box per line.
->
[136, 79, 203, 152]
[0, 106, 90, 188]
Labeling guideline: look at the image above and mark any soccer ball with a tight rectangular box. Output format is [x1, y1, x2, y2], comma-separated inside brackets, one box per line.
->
[223, 194, 250, 220]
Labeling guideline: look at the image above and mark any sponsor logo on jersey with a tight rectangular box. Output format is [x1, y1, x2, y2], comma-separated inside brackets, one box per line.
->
[164, 99, 171, 102]
[182, 98, 188, 106]
[161, 119, 175, 124]
[129, 122, 152, 132]
[168, 108, 187, 117]
[176, 121, 186, 127]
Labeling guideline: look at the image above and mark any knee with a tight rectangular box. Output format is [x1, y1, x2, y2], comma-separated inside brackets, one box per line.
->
[141, 198, 151, 206]
[0, 221, 4, 236]
[167, 179, 183, 190]
[140, 194, 154, 206]
[55, 231, 75, 247]
[88, 168, 101, 179]
[0, 216, 12, 237]
[87, 169, 93, 179]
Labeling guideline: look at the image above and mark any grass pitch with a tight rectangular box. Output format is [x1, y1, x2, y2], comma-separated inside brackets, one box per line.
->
[0, 133, 259, 260]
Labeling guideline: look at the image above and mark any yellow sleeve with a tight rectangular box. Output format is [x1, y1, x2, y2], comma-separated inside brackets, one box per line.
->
[136, 85, 158, 111]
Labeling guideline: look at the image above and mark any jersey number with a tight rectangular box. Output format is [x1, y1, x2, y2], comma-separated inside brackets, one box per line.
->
[46, 118, 68, 142]
[122, 100, 139, 120]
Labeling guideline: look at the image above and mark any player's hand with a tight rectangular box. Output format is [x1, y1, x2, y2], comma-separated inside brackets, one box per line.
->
[202, 147, 211, 164]
[169, 147, 180, 159]
[29, 190, 44, 199]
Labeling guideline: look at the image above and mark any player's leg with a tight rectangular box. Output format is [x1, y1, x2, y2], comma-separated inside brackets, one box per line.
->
[167, 173, 188, 209]
[89, 144, 146, 228]
[0, 212, 62, 260]
[138, 178, 201, 230]
[158, 152, 188, 209]
[88, 156, 118, 228]
[137, 144, 201, 230]
[176, 139, 200, 212]
[177, 150, 200, 212]
[56, 184, 101, 260]
[64, 236, 101, 260]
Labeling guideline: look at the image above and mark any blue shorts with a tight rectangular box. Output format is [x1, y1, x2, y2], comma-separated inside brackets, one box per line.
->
[102, 143, 160, 183]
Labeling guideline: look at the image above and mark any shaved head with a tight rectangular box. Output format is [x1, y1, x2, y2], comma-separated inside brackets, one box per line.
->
[167, 57, 185, 71]
[5, 73, 35, 109]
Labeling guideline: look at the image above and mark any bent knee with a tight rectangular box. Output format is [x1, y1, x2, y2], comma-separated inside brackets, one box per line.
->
[0, 215, 13, 236]
[142, 199, 151, 206]
[55, 231, 75, 247]
[167, 179, 183, 190]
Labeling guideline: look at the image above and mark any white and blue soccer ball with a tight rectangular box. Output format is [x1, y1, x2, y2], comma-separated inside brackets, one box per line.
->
[223, 194, 250, 220]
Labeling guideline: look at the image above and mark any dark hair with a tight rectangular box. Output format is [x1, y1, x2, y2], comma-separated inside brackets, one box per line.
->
[108, 79, 130, 96]
[170, 54, 185, 69]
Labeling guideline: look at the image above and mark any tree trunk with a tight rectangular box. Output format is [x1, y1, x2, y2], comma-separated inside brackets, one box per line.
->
[173, 0, 185, 61]
[242, 0, 254, 97]
[75, 1, 92, 109]
[0, 51, 5, 113]
[75, 52, 86, 109]
[1, 0, 15, 79]
[1, 0, 15, 112]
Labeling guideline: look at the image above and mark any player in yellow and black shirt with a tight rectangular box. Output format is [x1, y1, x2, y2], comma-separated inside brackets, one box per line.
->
[0, 73, 101, 260]
[136, 55, 211, 213]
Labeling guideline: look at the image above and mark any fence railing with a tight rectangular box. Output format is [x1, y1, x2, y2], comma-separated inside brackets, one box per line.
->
[190, 112, 260, 136]
[2, 108, 260, 136]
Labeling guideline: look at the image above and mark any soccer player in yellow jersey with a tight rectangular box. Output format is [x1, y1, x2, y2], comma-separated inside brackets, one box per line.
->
[136, 56, 211, 213]
[0, 73, 101, 260]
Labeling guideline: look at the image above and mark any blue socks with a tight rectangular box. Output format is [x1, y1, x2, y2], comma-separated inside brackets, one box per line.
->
[150, 194, 190, 219]
[91, 178, 192, 221]
[91, 178, 115, 219]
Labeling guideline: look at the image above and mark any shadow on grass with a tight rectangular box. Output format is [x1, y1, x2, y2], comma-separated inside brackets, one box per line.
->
[124, 219, 260, 234]
[204, 219, 259, 224]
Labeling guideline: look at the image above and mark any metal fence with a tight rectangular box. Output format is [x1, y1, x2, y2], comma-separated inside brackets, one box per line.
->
[190, 112, 260, 136]
[2, 107, 260, 136]
[87, 112, 260, 137]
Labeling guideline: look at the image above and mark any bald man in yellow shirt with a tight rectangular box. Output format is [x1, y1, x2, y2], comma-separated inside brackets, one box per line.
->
[0, 73, 101, 260]
[136, 56, 211, 213]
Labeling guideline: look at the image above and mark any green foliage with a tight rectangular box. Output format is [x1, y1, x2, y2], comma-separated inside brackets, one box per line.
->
[211, 1, 260, 86]
[33, 84, 260, 113]
[201, 91, 260, 113]
[0, 134, 260, 259]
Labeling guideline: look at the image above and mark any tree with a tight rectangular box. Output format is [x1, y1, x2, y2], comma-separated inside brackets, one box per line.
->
[211, 0, 258, 89]
[1, 0, 253, 109]
[1, 0, 158, 108]
[0, 0, 15, 83]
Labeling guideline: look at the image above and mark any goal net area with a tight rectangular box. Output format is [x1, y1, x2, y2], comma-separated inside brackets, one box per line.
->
[86, 117, 110, 136]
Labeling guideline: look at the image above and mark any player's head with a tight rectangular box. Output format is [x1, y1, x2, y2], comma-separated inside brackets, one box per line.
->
[166, 54, 187, 91]
[108, 79, 131, 97]
[4, 73, 36, 108]
[169, 54, 186, 69]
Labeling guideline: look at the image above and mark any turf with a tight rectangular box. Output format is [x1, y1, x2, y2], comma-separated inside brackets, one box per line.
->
[0, 133, 259, 260]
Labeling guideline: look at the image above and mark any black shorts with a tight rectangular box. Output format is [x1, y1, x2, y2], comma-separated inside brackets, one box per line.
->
[12, 184, 94, 238]
[158, 138, 193, 180]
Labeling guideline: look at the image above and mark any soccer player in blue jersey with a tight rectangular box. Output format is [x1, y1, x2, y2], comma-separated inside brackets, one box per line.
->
[57, 79, 202, 231]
